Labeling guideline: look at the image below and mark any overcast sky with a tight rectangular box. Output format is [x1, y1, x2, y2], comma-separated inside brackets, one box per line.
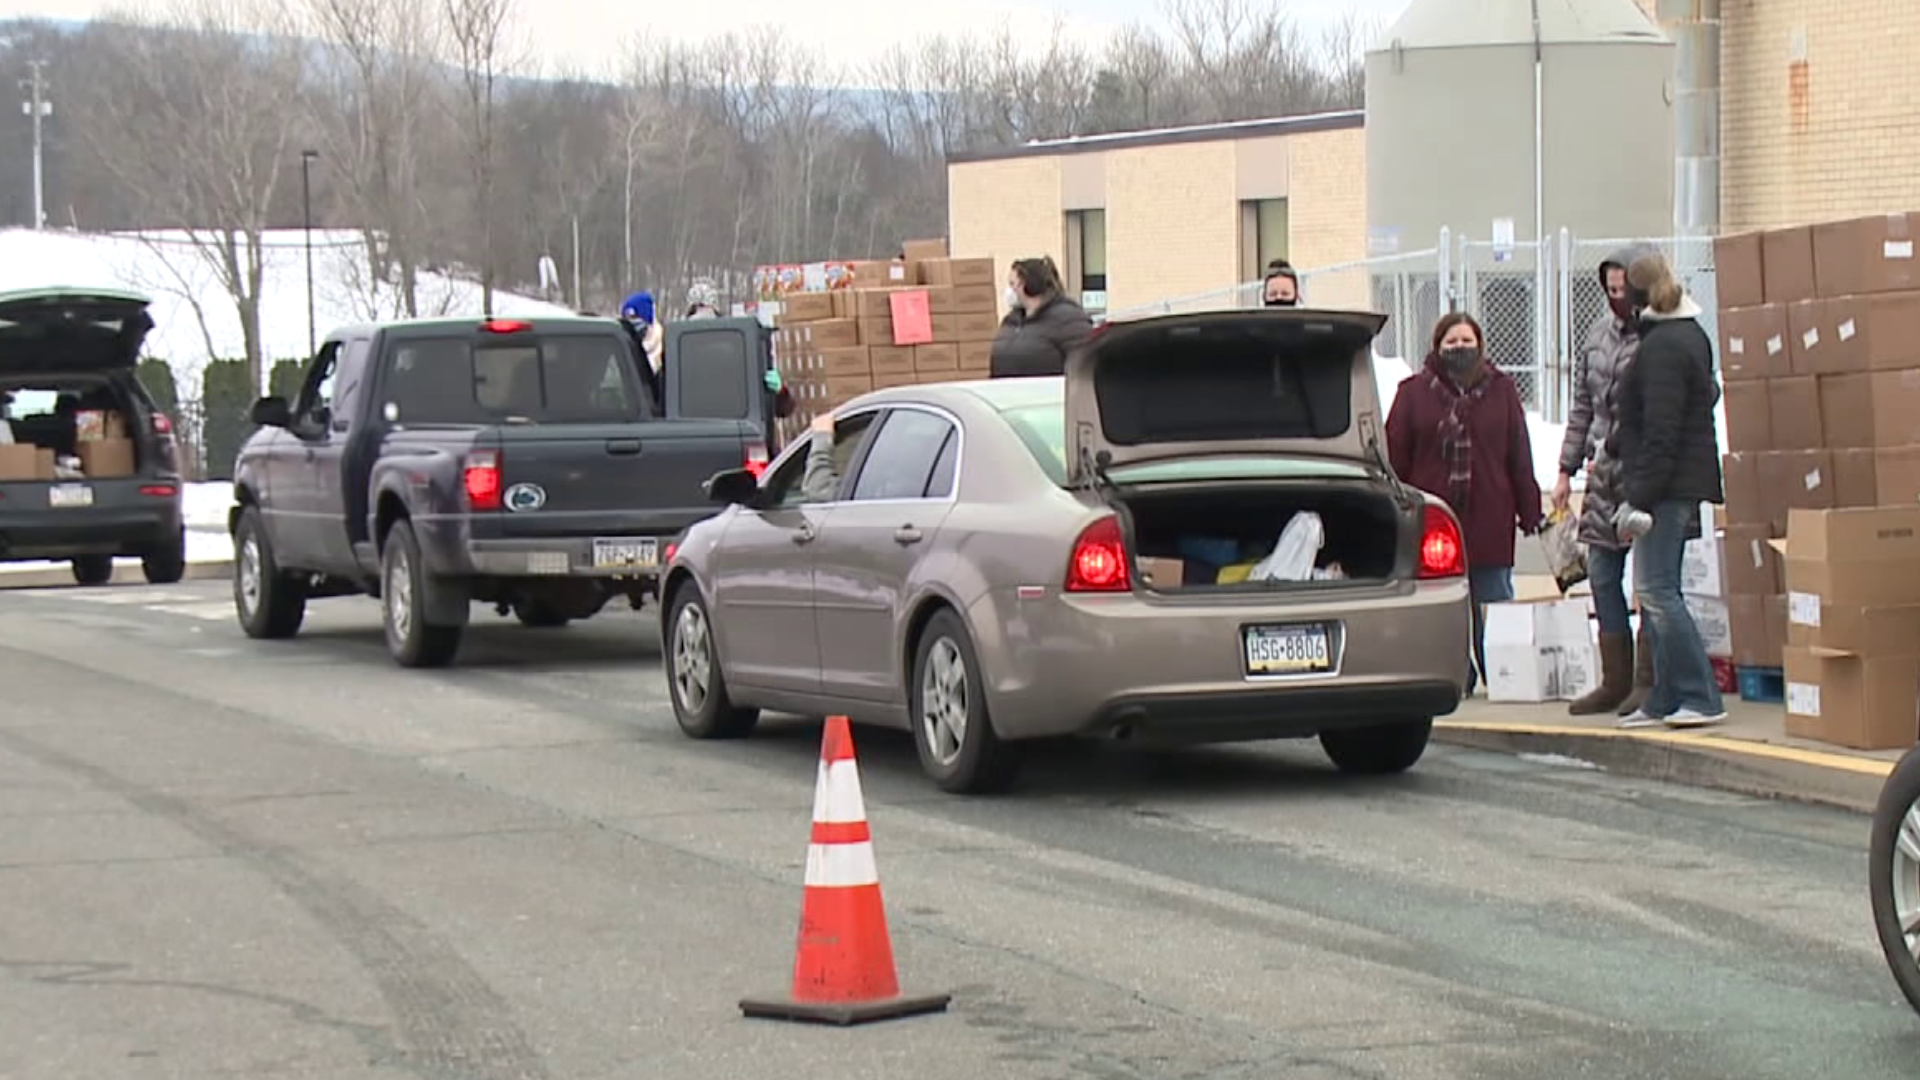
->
[1, 0, 1413, 80]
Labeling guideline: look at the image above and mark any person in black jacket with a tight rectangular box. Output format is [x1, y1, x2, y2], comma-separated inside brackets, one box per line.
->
[1606, 249, 1726, 730]
[989, 256, 1094, 378]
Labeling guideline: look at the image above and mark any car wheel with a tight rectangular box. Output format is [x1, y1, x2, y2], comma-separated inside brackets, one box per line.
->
[1870, 743, 1920, 1015]
[143, 528, 187, 585]
[665, 583, 758, 738]
[1319, 718, 1434, 776]
[910, 608, 1019, 795]
[380, 520, 462, 668]
[70, 554, 114, 587]
[233, 507, 307, 639]
[512, 599, 571, 628]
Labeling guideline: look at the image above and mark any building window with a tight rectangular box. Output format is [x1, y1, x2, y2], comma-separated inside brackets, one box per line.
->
[1065, 209, 1107, 314]
[1240, 198, 1290, 282]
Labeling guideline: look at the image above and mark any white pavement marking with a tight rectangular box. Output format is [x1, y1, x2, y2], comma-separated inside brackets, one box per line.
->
[57, 589, 232, 622]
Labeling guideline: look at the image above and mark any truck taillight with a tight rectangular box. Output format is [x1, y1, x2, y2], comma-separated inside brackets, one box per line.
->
[1417, 504, 1467, 579]
[481, 319, 532, 334]
[464, 450, 502, 510]
[1064, 516, 1131, 593]
[744, 440, 769, 479]
[151, 412, 173, 436]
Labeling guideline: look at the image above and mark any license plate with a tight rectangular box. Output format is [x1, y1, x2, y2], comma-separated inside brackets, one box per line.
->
[592, 537, 658, 570]
[48, 484, 93, 508]
[1242, 623, 1334, 676]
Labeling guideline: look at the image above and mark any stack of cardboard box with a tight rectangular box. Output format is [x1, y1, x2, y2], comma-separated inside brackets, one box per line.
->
[768, 238, 1002, 442]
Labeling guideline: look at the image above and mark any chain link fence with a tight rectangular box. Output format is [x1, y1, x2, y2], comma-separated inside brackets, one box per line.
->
[1103, 227, 1718, 422]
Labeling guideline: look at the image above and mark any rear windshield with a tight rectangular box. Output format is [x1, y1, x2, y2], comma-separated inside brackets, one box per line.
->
[997, 401, 1370, 487]
[1094, 323, 1355, 445]
[672, 323, 755, 421]
[383, 334, 647, 425]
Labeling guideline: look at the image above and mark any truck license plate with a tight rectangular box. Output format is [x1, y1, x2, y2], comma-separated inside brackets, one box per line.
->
[592, 537, 658, 571]
[48, 484, 93, 508]
[1242, 623, 1334, 676]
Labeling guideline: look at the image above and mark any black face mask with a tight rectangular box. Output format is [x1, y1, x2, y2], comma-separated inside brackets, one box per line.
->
[1264, 295, 1298, 307]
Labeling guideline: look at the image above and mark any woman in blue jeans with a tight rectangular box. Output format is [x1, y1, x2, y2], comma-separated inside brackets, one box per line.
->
[1605, 250, 1726, 728]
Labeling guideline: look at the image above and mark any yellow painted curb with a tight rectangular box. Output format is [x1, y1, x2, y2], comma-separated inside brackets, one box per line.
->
[1435, 719, 1895, 778]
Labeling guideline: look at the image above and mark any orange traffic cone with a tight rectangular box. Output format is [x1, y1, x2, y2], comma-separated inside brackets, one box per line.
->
[739, 716, 951, 1026]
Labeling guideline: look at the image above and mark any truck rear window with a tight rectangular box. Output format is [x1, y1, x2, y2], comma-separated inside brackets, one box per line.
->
[383, 335, 646, 424]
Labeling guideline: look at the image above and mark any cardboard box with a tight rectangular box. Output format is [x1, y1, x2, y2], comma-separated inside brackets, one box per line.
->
[919, 257, 996, 288]
[1483, 599, 1597, 703]
[1870, 369, 1920, 447]
[77, 438, 133, 478]
[1680, 531, 1726, 598]
[0, 443, 52, 481]
[868, 346, 916, 377]
[870, 370, 917, 390]
[1814, 213, 1920, 298]
[913, 344, 959, 372]
[849, 260, 917, 288]
[1767, 376, 1823, 449]
[1872, 445, 1920, 505]
[1723, 523, 1785, 595]
[776, 291, 837, 324]
[1822, 295, 1863, 374]
[901, 238, 949, 263]
[943, 284, 1000, 314]
[1831, 448, 1879, 508]
[1787, 593, 1920, 654]
[1758, 450, 1834, 535]
[1786, 299, 1829, 375]
[817, 347, 872, 378]
[1722, 380, 1772, 451]
[822, 375, 875, 404]
[1784, 646, 1920, 751]
[953, 311, 1001, 342]
[1718, 304, 1787, 381]
[1722, 451, 1764, 526]
[1715, 231, 1765, 309]
[851, 289, 911, 320]
[1727, 592, 1775, 667]
[1763, 226, 1817, 304]
[1846, 290, 1920, 372]
[1689, 593, 1733, 657]
[856, 316, 895, 347]
[1818, 373, 1873, 449]
[1138, 557, 1185, 589]
[784, 318, 860, 351]
[957, 341, 992, 372]
[1783, 505, 1920, 606]
[915, 370, 958, 384]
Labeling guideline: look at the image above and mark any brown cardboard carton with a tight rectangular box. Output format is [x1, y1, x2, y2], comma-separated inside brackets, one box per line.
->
[1849, 290, 1920, 371]
[787, 318, 860, 351]
[870, 370, 917, 390]
[1722, 451, 1764, 527]
[1830, 447, 1879, 508]
[957, 342, 992, 372]
[901, 238, 949, 263]
[830, 290, 857, 318]
[1723, 523, 1785, 596]
[1722, 379, 1771, 452]
[1786, 299, 1829, 375]
[1762, 226, 1817, 303]
[0, 443, 40, 480]
[1817, 373, 1873, 448]
[868, 346, 916, 377]
[1872, 445, 1920, 505]
[856, 316, 895, 347]
[1783, 646, 1920, 751]
[953, 311, 1001, 342]
[944, 284, 999, 314]
[816, 347, 872, 379]
[913, 344, 959, 372]
[822, 374, 875, 404]
[1767, 376, 1823, 449]
[1727, 592, 1774, 667]
[1714, 231, 1765, 309]
[777, 292, 837, 324]
[1869, 369, 1920, 447]
[925, 313, 957, 341]
[1138, 557, 1185, 589]
[1822, 295, 1863, 374]
[1717, 305, 1786, 381]
[1786, 592, 1920, 654]
[77, 438, 133, 478]
[1782, 505, 1920, 606]
[851, 289, 911, 320]
[919, 257, 996, 288]
[1813, 213, 1920, 298]
[848, 260, 917, 288]
[1758, 450, 1833, 535]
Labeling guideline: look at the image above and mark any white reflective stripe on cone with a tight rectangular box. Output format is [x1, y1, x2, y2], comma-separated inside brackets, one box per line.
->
[810, 759, 869, 825]
[804, 841, 880, 888]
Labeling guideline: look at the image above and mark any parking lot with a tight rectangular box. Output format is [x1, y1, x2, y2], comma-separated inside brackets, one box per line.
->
[1, 578, 1914, 1080]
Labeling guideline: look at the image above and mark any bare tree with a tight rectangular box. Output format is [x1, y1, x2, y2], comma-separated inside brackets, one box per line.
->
[441, 0, 522, 316]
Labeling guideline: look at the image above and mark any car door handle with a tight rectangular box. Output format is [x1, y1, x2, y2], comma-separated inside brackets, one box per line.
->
[792, 523, 817, 545]
[894, 525, 923, 545]
[605, 438, 643, 456]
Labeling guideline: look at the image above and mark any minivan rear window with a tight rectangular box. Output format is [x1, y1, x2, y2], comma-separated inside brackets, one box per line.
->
[1093, 325, 1354, 446]
[384, 335, 645, 425]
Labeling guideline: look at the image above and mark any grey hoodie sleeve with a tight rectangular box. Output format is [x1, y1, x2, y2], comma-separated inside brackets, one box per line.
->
[800, 430, 840, 502]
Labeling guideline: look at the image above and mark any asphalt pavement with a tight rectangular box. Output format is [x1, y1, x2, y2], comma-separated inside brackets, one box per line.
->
[2, 579, 1916, 1080]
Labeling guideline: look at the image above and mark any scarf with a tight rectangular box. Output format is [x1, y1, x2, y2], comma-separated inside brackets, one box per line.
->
[1426, 355, 1491, 514]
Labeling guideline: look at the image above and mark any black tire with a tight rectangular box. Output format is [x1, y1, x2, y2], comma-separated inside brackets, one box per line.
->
[664, 583, 758, 739]
[909, 608, 1019, 794]
[70, 554, 114, 587]
[1320, 718, 1434, 776]
[1869, 743, 1920, 1015]
[143, 529, 187, 585]
[232, 506, 307, 639]
[512, 599, 572, 628]
[380, 519, 462, 668]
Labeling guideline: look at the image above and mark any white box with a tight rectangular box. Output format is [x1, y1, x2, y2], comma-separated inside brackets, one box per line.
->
[1687, 594, 1732, 658]
[1484, 599, 1598, 703]
[1680, 531, 1725, 598]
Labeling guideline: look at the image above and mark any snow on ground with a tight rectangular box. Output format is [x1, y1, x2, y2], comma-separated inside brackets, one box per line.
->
[0, 227, 578, 380]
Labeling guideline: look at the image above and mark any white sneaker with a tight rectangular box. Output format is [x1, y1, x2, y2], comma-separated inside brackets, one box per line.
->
[1617, 709, 1664, 729]
[1664, 709, 1727, 729]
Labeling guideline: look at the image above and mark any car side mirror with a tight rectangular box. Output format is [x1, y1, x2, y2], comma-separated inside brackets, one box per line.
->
[249, 396, 293, 428]
[705, 467, 761, 506]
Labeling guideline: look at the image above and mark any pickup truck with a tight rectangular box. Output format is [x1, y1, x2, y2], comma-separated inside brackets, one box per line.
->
[230, 313, 781, 668]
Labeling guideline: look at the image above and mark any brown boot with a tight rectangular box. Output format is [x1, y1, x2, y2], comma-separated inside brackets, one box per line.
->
[1616, 621, 1656, 717]
[1569, 631, 1633, 715]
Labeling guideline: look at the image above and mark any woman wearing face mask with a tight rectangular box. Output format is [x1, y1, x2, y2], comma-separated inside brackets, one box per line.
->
[1386, 312, 1544, 696]
[988, 256, 1094, 379]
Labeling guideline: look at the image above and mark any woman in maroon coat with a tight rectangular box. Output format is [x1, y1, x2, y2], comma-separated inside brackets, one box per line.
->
[1386, 312, 1544, 695]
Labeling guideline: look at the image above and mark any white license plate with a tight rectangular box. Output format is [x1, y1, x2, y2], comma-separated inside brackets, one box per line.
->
[592, 537, 658, 570]
[48, 484, 93, 508]
[1243, 624, 1334, 676]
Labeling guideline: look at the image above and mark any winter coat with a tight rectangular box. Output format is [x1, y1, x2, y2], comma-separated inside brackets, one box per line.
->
[989, 294, 1094, 378]
[1608, 293, 1724, 516]
[1386, 356, 1544, 570]
[1559, 243, 1653, 548]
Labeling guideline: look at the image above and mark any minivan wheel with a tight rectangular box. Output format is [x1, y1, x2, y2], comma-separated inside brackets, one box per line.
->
[233, 507, 306, 639]
[910, 609, 1019, 795]
[665, 584, 758, 738]
[143, 529, 187, 585]
[1869, 744, 1920, 1015]
[1320, 718, 1434, 775]
[380, 520, 462, 668]
[70, 554, 114, 587]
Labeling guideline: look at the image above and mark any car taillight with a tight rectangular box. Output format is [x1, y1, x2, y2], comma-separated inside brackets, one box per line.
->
[1417, 504, 1467, 579]
[481, 319, 532, 334]
[139, 484, 178, 497]
[744, 440, 768, 479]
[151, 412, 173, 436]
[664, 541, 679, 563]
[1064, 516, 1131, 593]
[464, 450, 502, 510]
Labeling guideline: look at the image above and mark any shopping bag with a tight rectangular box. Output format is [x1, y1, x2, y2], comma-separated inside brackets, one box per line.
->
[1539, 507, 1588, 594]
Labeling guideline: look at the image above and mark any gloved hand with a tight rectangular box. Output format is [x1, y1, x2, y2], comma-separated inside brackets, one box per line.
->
[764, 369, 784, 392]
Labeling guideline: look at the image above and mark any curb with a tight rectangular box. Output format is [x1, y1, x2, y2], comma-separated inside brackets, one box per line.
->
[0, 559, 233, 591]
[1432, 720, 1892, 815]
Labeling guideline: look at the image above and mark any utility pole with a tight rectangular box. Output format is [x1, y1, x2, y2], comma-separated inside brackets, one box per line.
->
[18, 60, 51, 230]
[301, 149, 319, 360]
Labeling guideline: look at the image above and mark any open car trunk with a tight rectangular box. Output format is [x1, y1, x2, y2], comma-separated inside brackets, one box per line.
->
[0, 374, 150, 481]
[1119, 481, 1408, 592]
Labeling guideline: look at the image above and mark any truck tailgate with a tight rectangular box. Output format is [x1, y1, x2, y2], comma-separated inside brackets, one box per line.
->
[474, 422, 747, 539]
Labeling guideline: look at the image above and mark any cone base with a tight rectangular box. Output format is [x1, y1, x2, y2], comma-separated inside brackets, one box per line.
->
[739, 990, 952, 1026]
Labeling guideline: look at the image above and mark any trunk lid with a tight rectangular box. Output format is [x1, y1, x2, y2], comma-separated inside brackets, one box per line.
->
[469, 421, 755, 539]
[1064, 308, 1390, 486]
[0, 287, 154, 374]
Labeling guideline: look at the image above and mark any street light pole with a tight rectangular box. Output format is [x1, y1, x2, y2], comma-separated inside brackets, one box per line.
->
[301, 149, 319, 360]
[19, 59, 51, 230]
